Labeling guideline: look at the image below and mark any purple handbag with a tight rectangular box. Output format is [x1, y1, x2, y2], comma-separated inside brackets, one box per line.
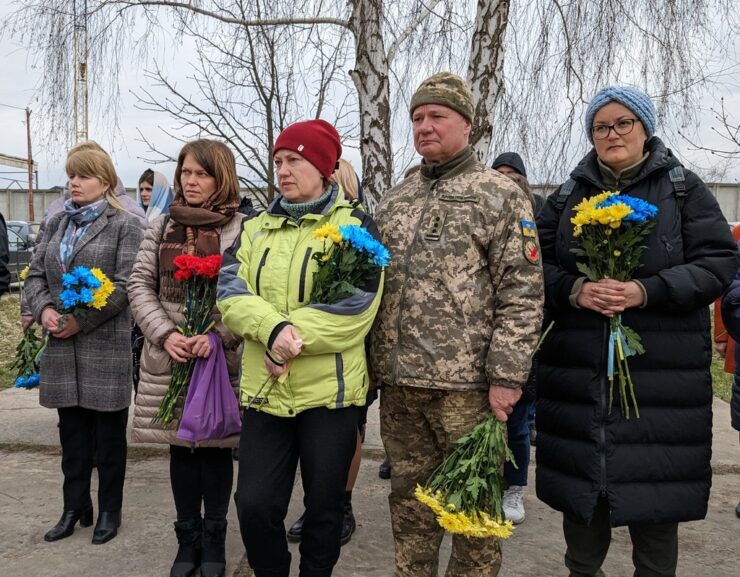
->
[176, 332, 241, 442]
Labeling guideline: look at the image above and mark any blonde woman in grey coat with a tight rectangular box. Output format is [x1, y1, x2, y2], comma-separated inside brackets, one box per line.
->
[24, 147, 144, 545]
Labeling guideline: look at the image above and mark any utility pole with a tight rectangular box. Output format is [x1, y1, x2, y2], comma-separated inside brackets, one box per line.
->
[73, 0, 89, 143]
[25, 108, 34, 221]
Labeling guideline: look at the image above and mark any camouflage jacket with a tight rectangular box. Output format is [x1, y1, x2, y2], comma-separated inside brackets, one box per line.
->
[370, 146, 544, 391]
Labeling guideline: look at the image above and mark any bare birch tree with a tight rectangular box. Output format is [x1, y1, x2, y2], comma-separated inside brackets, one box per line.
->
[4, 0, 738, 196]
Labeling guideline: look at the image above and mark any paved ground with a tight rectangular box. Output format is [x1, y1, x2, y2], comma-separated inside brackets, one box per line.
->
[0, 388, 738, 577]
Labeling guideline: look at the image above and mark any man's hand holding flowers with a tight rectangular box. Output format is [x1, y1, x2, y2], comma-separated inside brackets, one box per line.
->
[488, 385, 522, 423]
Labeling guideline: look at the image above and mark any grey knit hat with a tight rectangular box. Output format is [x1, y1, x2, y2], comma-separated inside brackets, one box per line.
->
[585, 86, 656, 143]
[410, 72, 474, 123]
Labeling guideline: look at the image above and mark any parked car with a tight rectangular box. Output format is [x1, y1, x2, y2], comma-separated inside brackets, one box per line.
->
[7, 220, 36, 247]
[6, 227, 32, 284]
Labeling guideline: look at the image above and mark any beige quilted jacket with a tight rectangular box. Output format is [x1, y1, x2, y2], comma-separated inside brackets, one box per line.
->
[129, 214, 244, 447]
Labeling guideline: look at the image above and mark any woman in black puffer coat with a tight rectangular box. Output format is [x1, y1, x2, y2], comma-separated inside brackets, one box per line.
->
[536, 86, 739, 577]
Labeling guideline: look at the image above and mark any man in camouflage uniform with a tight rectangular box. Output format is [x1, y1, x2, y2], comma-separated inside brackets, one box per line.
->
[370, 72, 544, 577]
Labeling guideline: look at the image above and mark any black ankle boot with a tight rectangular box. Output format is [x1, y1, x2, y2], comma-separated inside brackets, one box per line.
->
[286, 512, 305, 542]
[44, 504, 94, 542]
[91, 511, 121, 544]
[340, 501, 356, 546]
[201, 518, 227, 577]
[171, 518, 202, 577]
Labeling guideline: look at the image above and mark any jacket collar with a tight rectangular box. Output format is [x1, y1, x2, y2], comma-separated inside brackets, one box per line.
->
[420, 146, 477, 182]
[263, 183, 348, 228]
[570, 137, 679, 191]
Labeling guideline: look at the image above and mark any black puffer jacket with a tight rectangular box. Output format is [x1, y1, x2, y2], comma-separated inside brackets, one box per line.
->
[536, 137, 739, 526]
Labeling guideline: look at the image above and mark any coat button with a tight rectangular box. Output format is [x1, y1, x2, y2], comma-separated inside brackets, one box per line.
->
[288, 409, 294, 415]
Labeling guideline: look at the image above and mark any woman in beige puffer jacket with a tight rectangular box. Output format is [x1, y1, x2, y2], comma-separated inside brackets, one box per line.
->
[128, 139, 245, 577]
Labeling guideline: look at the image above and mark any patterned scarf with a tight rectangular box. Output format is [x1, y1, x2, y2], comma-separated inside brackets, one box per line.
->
[59, 198, 108, 268]
[158, 197, 239, 302]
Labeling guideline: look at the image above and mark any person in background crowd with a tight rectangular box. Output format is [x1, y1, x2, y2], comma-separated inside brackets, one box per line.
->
[536, 85, 738, 577]
[129, 140, 244, 577]
[137, 168, 174, 223]
[371, 72, 543, 577]
[24, 145, 144, 545]
[238, 196, 256, 216]
[718, 224, 740, 520]
[286, 157, 373, 546]
[494, 166, 539, 526]
[0, 210, 9, 297]
[218, 119, 384, 577]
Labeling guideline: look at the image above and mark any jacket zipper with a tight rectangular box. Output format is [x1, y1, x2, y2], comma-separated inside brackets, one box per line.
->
[599, 321, 609, 495]
[255, 248, 270, 295]
[391, 180, 437, 383]
[298, 247, 313, 303]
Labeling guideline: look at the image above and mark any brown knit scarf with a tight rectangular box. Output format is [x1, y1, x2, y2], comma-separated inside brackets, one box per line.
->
[159, 197, 238, 302]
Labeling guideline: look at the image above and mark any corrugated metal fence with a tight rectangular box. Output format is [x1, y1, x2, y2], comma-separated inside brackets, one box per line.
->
[3, 183, 740, 224]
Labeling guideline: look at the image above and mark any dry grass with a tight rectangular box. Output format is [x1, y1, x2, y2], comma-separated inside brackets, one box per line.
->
[711, 353, 733, 403]
[0, 293, 24, 390]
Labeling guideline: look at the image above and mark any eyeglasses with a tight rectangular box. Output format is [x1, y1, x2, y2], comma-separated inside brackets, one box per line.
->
[591, 118, 641, 140]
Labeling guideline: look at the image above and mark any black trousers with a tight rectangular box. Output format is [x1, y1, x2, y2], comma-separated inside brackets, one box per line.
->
[57, 406, 128, 512]
[563, 497, 679, 577]
[236, 406, 359, 577]
[170, 445, 233, 521]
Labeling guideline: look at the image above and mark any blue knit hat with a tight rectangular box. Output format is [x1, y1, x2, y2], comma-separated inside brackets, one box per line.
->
[584, 86, 656, 143]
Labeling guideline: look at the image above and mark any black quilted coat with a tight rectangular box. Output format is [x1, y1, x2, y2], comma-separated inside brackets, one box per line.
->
[536, 137, 739, 526]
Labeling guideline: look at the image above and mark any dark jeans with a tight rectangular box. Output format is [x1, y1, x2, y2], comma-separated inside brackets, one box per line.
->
[504, 399, 532, 487]
[170, 445, 233, 521]
[563, 497, 678, 577]
[236, 406, 359, 577]
[57, 406, 128, 512]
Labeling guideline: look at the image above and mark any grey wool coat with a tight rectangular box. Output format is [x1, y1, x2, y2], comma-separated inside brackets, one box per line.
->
[24, 207, 145, 411]
[129, 214, 244, 448]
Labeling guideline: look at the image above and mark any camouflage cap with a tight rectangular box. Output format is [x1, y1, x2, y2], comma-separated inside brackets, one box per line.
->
[409, 72, 474, 123]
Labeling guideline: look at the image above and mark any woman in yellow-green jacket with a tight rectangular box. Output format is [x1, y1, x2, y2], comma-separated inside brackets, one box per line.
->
[217, 119, 383, 577]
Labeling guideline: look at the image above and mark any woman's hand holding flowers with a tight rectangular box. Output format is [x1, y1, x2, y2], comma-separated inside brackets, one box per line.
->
[41, 307, 62, 333]
[54, 314, 81, 339]
[187, 334, 212, 358]
[164, 331, 194, 363]
[271, 325, 304, 362]
[264, 354, 288, 377]
[577, 279, 644, 317]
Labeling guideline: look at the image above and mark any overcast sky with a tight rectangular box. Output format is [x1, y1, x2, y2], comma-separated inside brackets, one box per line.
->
[0, 2, 738, 192]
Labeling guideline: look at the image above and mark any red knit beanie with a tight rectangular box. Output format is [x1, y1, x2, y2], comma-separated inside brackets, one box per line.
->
[273, 120, 343, 180]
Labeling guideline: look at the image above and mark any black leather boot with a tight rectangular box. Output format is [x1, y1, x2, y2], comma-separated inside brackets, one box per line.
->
[44, 504, 94, 542]
[340, 501, 356, 546]
[170, 518, 202, 577]
[378, 457, 391, 479]
[91, 511, 121, 544]
[201, 518, 227, 577]
[286, 512, 305, 542]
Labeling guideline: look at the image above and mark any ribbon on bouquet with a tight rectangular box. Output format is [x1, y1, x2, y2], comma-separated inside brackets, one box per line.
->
[607, 323, 636, 380]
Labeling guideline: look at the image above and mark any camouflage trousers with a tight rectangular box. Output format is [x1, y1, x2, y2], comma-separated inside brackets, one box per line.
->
[380, 385, 503, 577]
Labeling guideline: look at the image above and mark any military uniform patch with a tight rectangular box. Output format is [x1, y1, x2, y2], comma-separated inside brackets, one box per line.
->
[520, 220, 536, 237]
[524, 239, 540, 264]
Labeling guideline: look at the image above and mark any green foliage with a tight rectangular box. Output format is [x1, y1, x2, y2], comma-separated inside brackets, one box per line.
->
[0, 295, 25, 390]
[309, 241, 381, 305]
[424, 414, 514, 519]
